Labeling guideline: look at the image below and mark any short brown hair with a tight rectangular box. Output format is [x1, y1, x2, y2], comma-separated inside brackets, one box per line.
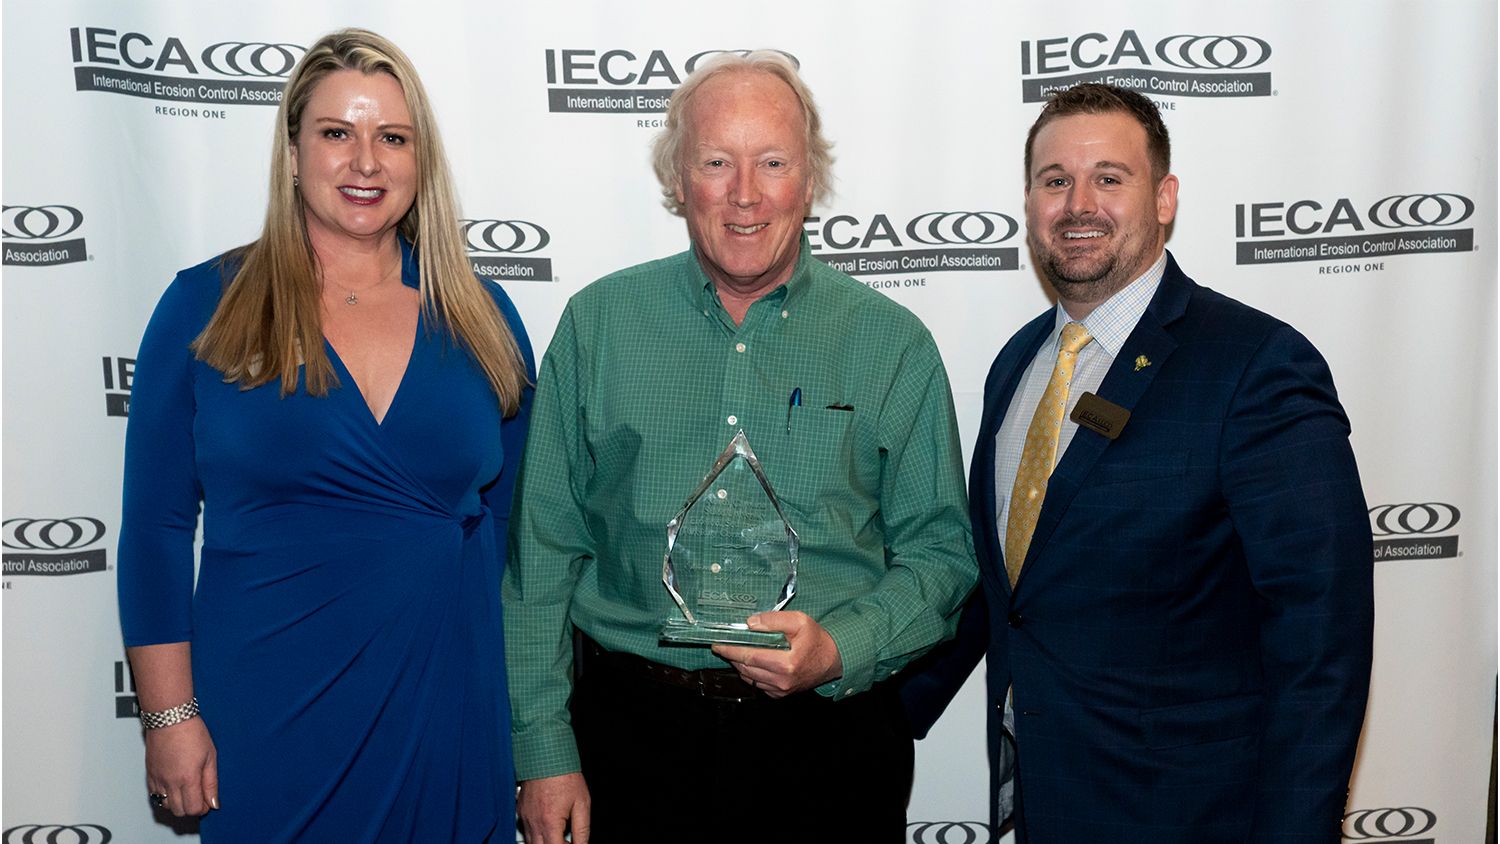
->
[1023, 83, 1171, 184]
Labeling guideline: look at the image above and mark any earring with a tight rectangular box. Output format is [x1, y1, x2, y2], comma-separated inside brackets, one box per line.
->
[293, 175, 300, 188]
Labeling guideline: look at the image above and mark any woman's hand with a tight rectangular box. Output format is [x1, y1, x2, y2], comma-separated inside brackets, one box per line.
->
[145, 716, 219, 816]
[129, 643, 218, 816]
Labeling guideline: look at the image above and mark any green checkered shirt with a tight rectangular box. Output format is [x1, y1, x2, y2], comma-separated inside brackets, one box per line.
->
[503, 240, 976, 780]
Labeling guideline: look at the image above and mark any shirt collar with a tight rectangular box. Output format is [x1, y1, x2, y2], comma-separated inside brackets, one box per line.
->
[1052, 250, 1167, 357]
[691, 233, 813, 314]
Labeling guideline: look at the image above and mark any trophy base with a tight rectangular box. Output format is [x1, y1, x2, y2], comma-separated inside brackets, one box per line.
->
[659, 619, 790, 649]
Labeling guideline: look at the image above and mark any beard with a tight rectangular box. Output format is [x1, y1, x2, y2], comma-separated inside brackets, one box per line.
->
[1029, 214, 1155, 306]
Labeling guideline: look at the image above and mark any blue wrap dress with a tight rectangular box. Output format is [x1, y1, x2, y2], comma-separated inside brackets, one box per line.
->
[118, 241, 531, 842]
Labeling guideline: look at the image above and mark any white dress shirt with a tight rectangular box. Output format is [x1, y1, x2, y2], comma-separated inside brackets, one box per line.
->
[993, 251, 1168, 551]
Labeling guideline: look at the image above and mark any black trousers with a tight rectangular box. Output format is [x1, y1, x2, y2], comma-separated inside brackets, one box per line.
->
[572, 639, 914, 843]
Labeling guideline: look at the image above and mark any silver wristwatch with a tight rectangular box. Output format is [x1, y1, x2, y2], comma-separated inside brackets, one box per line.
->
[139, 696, 200, 730]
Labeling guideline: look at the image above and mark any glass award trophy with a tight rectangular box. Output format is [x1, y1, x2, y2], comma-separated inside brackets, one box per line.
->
[660, 430, 798, 649]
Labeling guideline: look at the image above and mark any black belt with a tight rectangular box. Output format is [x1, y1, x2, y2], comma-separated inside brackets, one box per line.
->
[580, 635, 762, 703]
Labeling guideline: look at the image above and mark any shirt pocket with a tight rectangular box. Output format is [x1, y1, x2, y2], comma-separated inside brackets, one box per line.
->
[776, 405, 856, 514]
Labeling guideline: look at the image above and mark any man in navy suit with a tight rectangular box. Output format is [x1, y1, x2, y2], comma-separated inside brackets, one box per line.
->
[901, 84, 1373, 843]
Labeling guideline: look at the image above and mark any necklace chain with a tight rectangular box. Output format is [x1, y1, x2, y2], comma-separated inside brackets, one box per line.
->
[325, 262, 400, 306]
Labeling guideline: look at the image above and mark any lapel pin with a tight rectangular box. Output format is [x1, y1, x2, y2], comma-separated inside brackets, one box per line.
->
[1134, 355, 1151, 372]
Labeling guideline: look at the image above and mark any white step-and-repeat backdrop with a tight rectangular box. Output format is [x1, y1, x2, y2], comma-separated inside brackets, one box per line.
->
[3, 1, 1495, 842]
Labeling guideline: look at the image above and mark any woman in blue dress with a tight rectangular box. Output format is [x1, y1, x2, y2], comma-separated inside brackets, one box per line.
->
[118, 29, 532, 842]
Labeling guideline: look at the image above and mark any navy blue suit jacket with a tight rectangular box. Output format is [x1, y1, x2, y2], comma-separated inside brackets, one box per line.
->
[902, 255, 1373, 843]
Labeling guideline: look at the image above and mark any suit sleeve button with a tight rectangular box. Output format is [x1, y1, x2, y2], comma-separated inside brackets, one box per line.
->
[1007, 611, 1024, 628]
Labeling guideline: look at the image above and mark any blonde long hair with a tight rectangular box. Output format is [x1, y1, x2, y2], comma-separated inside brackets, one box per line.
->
[192, 28, 528, 414]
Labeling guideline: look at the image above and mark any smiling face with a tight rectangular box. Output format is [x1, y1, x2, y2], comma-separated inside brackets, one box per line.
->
[675, 69, 814, 303]
[1024, 111, 1178, 316]
[290, 69, 417, 251]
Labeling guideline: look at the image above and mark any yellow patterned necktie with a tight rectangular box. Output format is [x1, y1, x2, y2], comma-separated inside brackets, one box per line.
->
[1005, 321, 1094, 586]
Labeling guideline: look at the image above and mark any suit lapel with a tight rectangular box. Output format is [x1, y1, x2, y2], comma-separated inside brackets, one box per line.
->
[1013, 257, 1195, 590]
[973, 310, 1055, 597]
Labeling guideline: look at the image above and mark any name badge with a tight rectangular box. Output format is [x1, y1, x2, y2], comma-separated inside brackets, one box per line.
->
[1070, 392, 1130, 440]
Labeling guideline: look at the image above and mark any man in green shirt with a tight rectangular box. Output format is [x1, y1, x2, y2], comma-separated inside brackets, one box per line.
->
[504, 50, 975, 844]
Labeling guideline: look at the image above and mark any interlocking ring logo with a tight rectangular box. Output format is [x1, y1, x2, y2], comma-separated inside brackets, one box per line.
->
[2, 518, 107, 550]
[2, 205, 83, 240]
[1342, 806, 1436, 839]
[461, 219, 550, 254]
[201, 41, 305, 77]
[1368, 193, 1474, 228]
[906, 821, 991, 844]
[906, 211, 1018, 246]
[685, 48, 800, 73]
[1368, 503, 1460, 536]
[1155, 34, 1272, 69]
[2, 825, 113, 844]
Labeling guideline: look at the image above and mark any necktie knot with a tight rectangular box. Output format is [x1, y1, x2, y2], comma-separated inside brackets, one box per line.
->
[1060, 322, 1093, 356]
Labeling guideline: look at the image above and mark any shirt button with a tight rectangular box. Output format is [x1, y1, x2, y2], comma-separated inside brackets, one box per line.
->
[781, 310, 789, 318]
[726, 415, 738, 425]
[1007, 611, 1024, 628]
[735, 342, 746, 353]
[844, 689, 855, 697]
[716, 489, 728, 500]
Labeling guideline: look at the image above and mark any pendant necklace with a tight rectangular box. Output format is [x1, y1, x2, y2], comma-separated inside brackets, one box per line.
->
[326, 262, 400, 306]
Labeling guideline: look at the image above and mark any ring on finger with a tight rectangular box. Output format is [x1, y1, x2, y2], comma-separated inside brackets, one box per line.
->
[149, 792, 168, 809]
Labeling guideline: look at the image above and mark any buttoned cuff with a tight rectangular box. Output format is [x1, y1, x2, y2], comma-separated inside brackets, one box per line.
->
[815, 611, 878, 699]
[512, 724, 582, 782]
